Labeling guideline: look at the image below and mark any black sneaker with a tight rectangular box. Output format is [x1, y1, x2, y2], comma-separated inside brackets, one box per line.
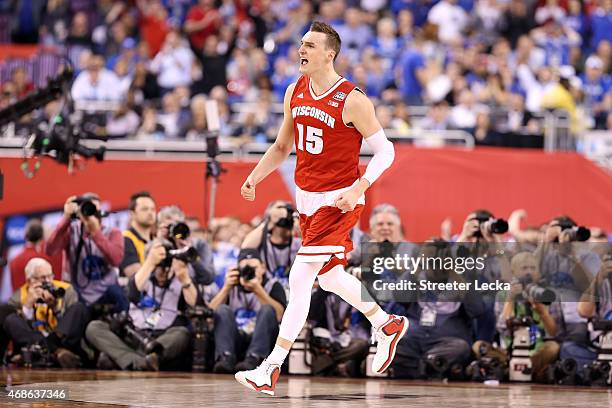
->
[235, 354, 263, 372]
[213, 353, 236, 374]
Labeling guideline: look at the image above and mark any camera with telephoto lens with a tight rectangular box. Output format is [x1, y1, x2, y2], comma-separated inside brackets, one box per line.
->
[275, 204, 295, 230]
[419, 354, 449, 379]
[158, 239, 199, 269]
[547, 358, 578, 385]
[168, 221, 190, 241]
[466, 342, 507, 382]
[514, 276, 556, 306]
[185, 306, 214, 372]
[583, 319, 612, 386]
[71, 196, 100, 219]
[40, 282, 65, 299]
[106, 311, 162, 355]
[20, 343, 53, 368]
[472, 212, 509, 238]
[239, 265, 256, 281]
[557, 219, 591, 242]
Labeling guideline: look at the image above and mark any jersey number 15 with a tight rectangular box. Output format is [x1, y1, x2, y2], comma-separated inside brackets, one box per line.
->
[296, 124, 323, 155]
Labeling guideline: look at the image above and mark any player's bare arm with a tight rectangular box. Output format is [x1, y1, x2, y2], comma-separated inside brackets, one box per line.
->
[240, 83, 296, 201]
[334, 89, 395, 212]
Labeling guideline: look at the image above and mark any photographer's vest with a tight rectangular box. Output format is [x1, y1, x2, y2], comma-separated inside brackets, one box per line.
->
[122, 227, 150, 264]
[69, 221, 119, 305]
[229, 277, 278, 335]
[129, 278, 182, 331]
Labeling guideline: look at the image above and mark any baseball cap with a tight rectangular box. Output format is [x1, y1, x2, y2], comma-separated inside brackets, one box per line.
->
[238, 248, 261, 263]
[585, 55, 603, 70]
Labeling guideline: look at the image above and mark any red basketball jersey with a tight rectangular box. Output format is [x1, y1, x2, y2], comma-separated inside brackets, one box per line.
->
[290, 76, 362, 192]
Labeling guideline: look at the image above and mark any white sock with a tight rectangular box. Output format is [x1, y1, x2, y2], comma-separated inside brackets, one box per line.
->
[317, 265, 390, 329]
[267, 345, 289, 366]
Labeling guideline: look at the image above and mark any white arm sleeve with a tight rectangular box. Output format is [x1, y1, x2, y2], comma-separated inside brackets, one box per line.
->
[362, 129, 395, 185]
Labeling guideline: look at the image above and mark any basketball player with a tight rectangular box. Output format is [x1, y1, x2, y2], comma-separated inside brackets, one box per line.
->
[235, 21, 408, 395]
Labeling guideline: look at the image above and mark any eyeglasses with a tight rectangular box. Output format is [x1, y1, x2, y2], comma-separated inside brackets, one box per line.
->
[32, 274, 53, 282]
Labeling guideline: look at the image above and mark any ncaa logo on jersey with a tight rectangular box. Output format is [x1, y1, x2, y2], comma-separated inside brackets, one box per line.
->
[328, 100, 339, 107]
[333, 91, 347, 101]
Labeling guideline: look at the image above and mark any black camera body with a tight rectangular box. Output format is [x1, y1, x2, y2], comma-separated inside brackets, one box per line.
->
[472, 213, 508, 238]
[239, 265, 256, 281]
[547, 358, 578, 385]
[106, 311, 162, 355]
[275, 204, 296, 230]
[158, 239, 199, 269]
[185, 306, 214, 372]
[71, 196, 100, 219]
[418, 354, 450, 379]
[557, 220, 591, 241]
[168, 221, 190, 241]
[40, 282, 65, 300]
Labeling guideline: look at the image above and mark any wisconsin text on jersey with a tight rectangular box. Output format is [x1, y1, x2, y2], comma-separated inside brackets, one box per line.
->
[291, 106, 336, 128]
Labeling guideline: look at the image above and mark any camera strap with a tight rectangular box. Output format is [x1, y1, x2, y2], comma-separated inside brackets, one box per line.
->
[71, 225, 87, 290]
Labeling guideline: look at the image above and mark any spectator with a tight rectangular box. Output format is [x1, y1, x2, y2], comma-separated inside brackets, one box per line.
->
[184, 0, 222, 51]
[370, 17, 402, 73]
[209, 248, 287, 373]
[581, 55, 611, 127]
[135, 105, 166, 139]
[11, 67, 34, 98]
[398, 30, 428, 104]
[500, 0, 535, 48]
[105, 102, 140, 138]
[418, 101, 452, 131]
[4, 258, 89, 368]
[137, 0, 170, 58]
[450, 90, 487, 129]
[9, 219, 62, 291]
[71, 55, 124, 102]
[181, 94, 211, 140]
[589, 0, 612, 51]
[46, 193, 128, 313]
[427, 0, 469, 45]
[66, 12, 93, 48]
[149, 30, 197, 93]
[10, 0, 46, 43]
[121, 192, 157, 278]
[194, 33, 237, 94]
[335, 8, 373, 64]
[535, 0, 567, 26]
[157, 91, 189, 138]
[498, 93, 540, 134]
[86, 240, 200, 370]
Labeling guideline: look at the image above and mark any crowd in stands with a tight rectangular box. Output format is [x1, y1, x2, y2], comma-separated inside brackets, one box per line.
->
[0, 191, 611, 386]
[0, 0, 610, 148]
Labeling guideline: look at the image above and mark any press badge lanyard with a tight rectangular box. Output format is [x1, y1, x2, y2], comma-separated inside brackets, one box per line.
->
[262, 234, 293, 277]
[142, 284, 168, 328]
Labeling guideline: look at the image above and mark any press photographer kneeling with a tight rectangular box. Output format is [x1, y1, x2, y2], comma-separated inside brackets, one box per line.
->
[4, 258, 88, 368]
[209, 248, 286, 373]
[85, 239, 202, 370]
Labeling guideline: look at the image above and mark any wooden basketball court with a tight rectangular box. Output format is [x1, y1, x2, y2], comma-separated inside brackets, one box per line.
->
[1, 368, 611, 407]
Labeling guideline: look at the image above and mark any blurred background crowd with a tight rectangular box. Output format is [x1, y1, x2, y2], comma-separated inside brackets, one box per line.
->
[0, 0, 610, 148]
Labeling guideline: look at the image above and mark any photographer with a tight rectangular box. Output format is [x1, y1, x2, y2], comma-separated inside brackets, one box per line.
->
[209, 249, 286, 374]
[494, 252, 561, 382]
[392, 240, 485, 379]
[85, 240, 201, 370]
[307, 289, 369, 377]
[571, 251, 612, 376]
[4, 258, 88, 368]
[157, 205, 214, 286]
[46, 193, 128, 312]
[536, 216, 601, 361]
[456, 209, 512, 342]
[241, 200, 301, 288]
[121, 192, 157, 278]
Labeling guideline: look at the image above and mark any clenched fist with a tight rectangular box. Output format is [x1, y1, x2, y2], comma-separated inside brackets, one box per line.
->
[241, 176, 256, 201]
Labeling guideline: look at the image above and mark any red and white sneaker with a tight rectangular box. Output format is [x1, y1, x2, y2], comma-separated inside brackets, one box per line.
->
[372, 315, 409, 374]
[234, 359, 281, 396]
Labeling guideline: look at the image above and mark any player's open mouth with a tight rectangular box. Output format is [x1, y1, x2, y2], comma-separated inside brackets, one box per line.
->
[300, 58, 308, 66]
